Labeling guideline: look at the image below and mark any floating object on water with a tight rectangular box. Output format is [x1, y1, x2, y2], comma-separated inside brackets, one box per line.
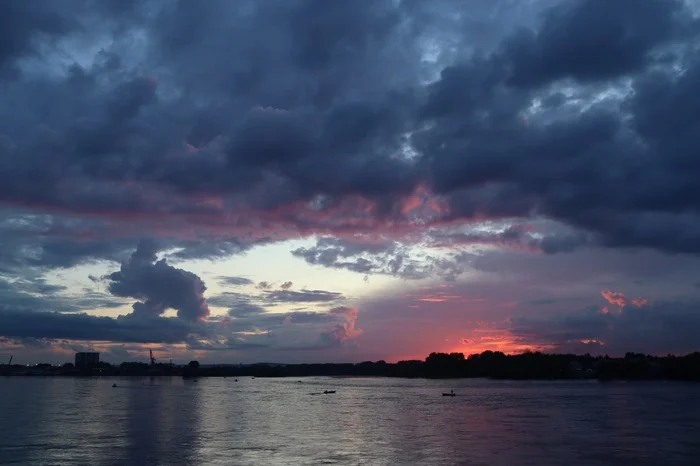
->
[112, 383, 118, 388]
[323, 390, 336, 394]
[442, 389, 456, 397]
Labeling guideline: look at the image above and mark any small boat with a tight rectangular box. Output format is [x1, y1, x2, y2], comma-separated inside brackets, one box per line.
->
[323, 390, 336, 394]
[112, 383, 118, 388]
[442, 389, 456, 397]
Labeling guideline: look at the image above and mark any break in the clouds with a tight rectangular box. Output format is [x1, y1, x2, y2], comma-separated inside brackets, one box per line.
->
[2, 0, 700, 362]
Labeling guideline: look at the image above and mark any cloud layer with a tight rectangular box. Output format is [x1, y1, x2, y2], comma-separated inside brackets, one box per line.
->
[1, 0, 699, 260]
[3, 0, 700, 361]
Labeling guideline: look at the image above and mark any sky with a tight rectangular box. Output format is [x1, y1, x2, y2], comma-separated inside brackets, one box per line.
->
[2, 0, 700, 365]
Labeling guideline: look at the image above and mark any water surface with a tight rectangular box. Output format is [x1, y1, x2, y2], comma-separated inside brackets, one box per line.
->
[1, 377, 698, 465]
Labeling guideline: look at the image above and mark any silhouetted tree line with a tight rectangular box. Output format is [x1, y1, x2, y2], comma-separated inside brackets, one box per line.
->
[3, 351, 700, 380]
[172, 351, 700, 380]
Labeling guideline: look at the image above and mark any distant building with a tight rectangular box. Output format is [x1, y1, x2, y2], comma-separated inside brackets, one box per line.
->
[75, 352, 100, 367]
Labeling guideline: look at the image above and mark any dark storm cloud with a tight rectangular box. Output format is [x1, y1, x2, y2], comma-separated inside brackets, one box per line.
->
[2, 0, 700, 283]
[502, 0, 688, 87]
[106, 240, 210, 321]
[0, 210, 137, 274]
[0, 0, 427, 228]
[0, 305, 192, 343]
[0, 1, 77, 76]
[416, 0, 700, 254]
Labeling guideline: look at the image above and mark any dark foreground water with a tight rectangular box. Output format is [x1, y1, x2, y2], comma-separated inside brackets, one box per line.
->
[0, 377, 699, 465]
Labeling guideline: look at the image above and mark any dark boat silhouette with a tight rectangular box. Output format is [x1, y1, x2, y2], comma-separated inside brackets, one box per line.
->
[323, 390, 336, 394]
[442, 389, 456, 397]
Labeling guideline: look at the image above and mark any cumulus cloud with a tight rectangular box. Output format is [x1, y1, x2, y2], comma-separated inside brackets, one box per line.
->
[321, 306, 363, 345]
[501, 0, 687, 87]
[106, 240, 210, 321]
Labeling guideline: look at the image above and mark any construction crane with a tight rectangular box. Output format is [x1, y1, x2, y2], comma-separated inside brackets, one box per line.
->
[149, 350, 157, 366]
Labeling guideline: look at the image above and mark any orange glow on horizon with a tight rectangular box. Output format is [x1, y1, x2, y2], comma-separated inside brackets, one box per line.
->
[449, 329, 551, 356]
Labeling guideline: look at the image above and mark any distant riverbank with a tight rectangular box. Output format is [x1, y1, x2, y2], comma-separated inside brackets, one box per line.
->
[3, 351, 700, 381]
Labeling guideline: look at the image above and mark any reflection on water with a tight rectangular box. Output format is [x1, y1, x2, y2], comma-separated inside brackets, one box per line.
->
[1, 377, 699, 465]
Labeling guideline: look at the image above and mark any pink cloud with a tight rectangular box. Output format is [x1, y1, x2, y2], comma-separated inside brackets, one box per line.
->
[601, 290, 649, 309]
[601, 290, 627, 307]
[630, 298, 648, 307]
[3, 180, 571, 260]
[324, 307, 363, 343]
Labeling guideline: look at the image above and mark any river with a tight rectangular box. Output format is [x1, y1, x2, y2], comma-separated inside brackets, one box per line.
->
[0, 377, 698, 465]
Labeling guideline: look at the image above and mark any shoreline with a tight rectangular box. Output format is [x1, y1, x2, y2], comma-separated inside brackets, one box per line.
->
[3, 351, 699, 381]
